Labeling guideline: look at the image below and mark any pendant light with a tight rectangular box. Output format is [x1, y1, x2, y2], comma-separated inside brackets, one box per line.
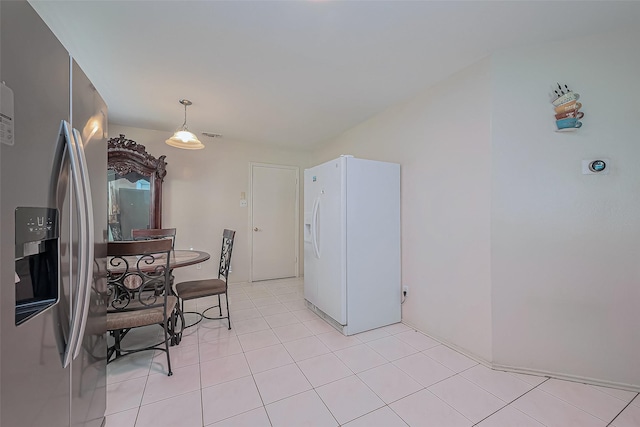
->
[165, 99, 204, 150]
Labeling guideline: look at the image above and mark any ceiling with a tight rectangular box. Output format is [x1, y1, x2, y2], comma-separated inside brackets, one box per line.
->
[30, 1, 640, 149]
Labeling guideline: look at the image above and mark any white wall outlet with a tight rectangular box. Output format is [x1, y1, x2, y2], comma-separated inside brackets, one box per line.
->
[403, 285, 409, 295]
[240, 199, 248, 207]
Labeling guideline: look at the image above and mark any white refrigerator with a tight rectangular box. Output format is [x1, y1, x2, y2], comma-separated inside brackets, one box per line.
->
[304, 156, 401, 335]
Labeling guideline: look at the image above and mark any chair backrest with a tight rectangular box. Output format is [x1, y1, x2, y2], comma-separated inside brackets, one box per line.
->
[132, 228, 177, 249]
[107, 239, 173, 313]
[218, 229, 236, 281]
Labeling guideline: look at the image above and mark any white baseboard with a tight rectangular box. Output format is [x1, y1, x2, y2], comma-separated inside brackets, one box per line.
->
[491, 363, 640, 393]
[400, 320, 640, 393]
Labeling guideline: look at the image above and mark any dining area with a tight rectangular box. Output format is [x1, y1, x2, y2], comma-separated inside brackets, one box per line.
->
[105, 275, 310, 427]
[106, 135, 232, 375]
[105, 227, 236, 377]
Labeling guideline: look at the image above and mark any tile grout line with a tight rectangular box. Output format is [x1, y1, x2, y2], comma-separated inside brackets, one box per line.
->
[246, 281, 313, 426]
[202, 283, 299, 426]
[131, 359, 151, 427]
[196, 324, 205, 427]
[276, 326, 344, 425]
[606, 393, 639, 427]
[471, 377, 552, 427]
[534, 380, 634, 424]
[250, 287, 358, 425]
[248, 362, 273, 427]
[452, 364, 547, 418]
[329, 324, 480, 424]
[201, 287, 261, 426]
[417, 386, 477, 425]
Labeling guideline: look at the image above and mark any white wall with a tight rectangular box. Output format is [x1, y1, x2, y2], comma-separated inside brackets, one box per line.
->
[313, 59, 493, 361]
[490, 29, 640, 388]
[311, 27, 640, 389]
[109, 124, 311, 284]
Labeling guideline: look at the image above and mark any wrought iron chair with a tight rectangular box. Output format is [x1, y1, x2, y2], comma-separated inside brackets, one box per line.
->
[132, 227, 177, 249]
[175, 229, 235, 330]
[106, 239, 178, 376]
[132, 228, 178, 294]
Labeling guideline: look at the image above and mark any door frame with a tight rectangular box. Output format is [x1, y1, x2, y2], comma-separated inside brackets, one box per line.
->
[248, 162, 300, 282]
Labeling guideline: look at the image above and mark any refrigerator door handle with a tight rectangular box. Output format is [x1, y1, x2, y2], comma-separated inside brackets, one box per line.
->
[71, 128, 94, 360]
[61, 122, 89, 368]
[311, 197, 320, 258]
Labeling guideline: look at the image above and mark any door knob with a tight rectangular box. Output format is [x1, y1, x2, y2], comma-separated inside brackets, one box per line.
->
[253, 227, 260, 232]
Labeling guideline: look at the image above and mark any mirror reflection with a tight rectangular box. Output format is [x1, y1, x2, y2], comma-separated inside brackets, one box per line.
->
[107, 134, 167, 242]
[108, 170, 151, 241]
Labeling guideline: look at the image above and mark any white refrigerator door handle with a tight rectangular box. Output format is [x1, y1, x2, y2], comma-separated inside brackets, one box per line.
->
[311, 197, 320, 258]
[61, 121, 87, 368]
[71, 128, 94, 360]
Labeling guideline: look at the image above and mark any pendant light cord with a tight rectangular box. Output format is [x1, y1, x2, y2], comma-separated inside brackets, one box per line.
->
[182, 103, 188, 129]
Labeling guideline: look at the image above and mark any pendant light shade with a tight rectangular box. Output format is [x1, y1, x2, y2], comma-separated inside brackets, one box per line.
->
[165, 99, 204, 150]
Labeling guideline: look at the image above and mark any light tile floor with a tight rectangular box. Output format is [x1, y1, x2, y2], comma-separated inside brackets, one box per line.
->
[105, 278, 639, 427]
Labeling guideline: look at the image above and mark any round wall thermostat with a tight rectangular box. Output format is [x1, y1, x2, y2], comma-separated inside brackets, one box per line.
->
[582, 158, 610, 175]
[589, 160, 606, 172]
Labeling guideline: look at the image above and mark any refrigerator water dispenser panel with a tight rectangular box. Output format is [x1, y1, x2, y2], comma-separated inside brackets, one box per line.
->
[14, 207, 59, 325]
[304, 212, 313, 242]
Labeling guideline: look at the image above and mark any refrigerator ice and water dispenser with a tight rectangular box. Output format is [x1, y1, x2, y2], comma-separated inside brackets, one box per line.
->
[14, 207, 59, 325]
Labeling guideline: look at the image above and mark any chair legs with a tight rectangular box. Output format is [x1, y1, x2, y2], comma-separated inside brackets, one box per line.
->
[180, 293, 231, 330]
[163, 317, 173, 376]
[170, 305, 185, 346]
[114, 329, 122, 358]
[180, 298, 205, 329]
[225, 293, 231, 330]
[106, 329, 123, 362]
[201, 294, 231, 330]
[107, 323, 175, 376]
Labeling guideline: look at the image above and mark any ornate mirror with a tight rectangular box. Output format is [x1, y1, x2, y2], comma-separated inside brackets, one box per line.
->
[107, 134, 167, 241]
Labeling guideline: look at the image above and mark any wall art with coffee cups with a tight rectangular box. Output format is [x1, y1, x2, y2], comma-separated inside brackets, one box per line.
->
[551, 83, 584, 132]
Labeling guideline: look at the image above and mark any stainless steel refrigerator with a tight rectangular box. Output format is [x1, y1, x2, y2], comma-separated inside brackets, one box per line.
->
[1, 1, 108, 426]
[303, 156, 401, 335]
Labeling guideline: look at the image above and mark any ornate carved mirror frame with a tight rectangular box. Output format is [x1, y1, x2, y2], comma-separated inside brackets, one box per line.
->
[107, 134, 167, 231]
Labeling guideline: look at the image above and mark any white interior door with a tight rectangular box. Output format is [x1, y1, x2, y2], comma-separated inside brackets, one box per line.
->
[250, 163, 299, 281]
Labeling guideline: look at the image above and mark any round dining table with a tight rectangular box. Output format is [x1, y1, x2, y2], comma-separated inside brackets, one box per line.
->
[107, 249, 210, 274]
[168, 250, 210, 269]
